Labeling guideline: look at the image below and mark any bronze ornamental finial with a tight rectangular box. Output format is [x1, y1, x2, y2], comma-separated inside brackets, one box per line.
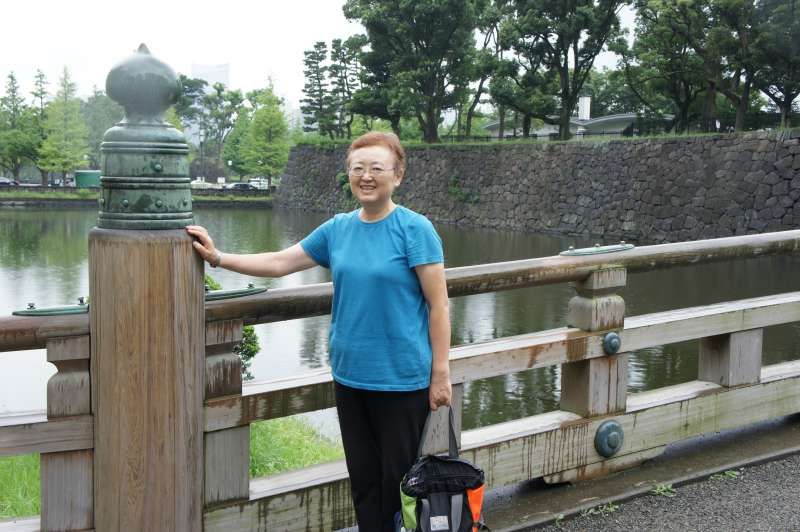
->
[98, 44, 192, 230]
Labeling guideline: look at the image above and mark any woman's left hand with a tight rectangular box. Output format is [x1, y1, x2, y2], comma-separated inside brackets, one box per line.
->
[429, 368, 452, 410]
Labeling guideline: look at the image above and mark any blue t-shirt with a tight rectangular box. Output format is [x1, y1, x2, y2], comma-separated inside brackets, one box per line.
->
[300, 205, 444, 391]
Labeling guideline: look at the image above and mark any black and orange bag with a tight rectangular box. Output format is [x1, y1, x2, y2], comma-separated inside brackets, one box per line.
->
[399, 407, 489, 532]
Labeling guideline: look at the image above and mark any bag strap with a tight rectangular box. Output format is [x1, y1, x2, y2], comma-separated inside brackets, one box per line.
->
[417, 406, 459, 458]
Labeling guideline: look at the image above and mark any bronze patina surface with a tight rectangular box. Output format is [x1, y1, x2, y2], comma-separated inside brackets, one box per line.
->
[98, 43, 192, 229]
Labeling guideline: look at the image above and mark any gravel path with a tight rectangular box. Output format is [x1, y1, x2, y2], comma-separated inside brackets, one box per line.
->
[537, 453, 800, 531]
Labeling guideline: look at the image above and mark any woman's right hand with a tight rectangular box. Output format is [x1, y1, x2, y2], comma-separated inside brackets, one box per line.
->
[186, 225, 220, 266]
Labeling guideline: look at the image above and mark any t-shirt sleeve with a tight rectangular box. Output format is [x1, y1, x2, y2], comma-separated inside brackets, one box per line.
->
[300, 218, 334, 268]
[406, 216, 444, 268]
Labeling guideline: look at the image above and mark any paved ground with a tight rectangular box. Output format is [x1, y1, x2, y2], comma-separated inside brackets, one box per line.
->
[537, 453, 800, 531]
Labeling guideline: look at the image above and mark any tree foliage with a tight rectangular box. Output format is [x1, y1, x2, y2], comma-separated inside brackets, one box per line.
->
[81, 88, 123, 169]
[344, 0, 480, 143]
[0, 73, 40, 179]
[38, 68, 88, 177]
[242, 87, 289, 183]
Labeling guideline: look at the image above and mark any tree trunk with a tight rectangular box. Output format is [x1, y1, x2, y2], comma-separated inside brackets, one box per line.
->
[734, 77, 752, 132]
[780, 102, 791, 128]
[423, 106, 439, 143]
[40, 168, 48, 187]
[512, 111, 518, 138]
[559, 105, 572, 140]
[522, 114, 532, 138]
[498, 105, 506, 140]
[12, 165, 21, 180]
[702, 81, 717, 133]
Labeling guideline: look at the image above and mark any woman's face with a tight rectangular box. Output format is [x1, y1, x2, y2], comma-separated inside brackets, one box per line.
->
[348, 145, 402, 209]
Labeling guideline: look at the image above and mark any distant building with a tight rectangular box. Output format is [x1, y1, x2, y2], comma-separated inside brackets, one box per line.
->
[185, 64, 231, 145]
[484, 97, 673, 139]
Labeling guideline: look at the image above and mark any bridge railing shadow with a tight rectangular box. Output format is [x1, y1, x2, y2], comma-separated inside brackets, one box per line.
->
[2, 230, 800, 530]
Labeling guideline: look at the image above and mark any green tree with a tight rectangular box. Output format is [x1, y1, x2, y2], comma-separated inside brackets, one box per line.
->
[349, 35, 405, 135]
[0, 73, 40, 179]
[753, 0, 800, 127]
[81, 88, 123, 169]
[201, 82, 244, 164]
[329, 37, 362, 138]
[30, 69, 49, 185]
[344, 0, 480, 143]
[502, 0, 631, 140]
[489, 58, 559, 137]
[301, 41, 335, 137]
[174, 75, 208, 129]
[222, 112, 251, 177]
[38, 68, 88, 178]
[242, 88, 289, 187]
[616, 1, 706, 132]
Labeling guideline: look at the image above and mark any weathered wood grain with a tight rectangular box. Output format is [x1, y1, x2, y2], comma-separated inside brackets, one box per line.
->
[90, 229, 204, 532]
[204, 362, 800, 531]
[41, 336, 94, 531]
[204, 426, 250, 506]
[205, 320, 244, 399]
[699, 329, 763, 387]
[204, 320, 249, 506]
[542, 446, 665, 484]
[205, 292, 800, 431]
[41, 449, 93, 531]
[561, 354, 628, 417]
[0, 414, 93, 456]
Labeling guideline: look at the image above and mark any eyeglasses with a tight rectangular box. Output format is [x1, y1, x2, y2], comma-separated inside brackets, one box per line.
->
[348, 165, 396, 178]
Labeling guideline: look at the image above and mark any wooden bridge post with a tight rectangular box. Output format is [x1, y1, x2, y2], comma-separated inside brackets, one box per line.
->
[41, 336, 93, 531]
[89, 45, 204, 531]
[203, 320, 250, 506]
[561, 267, 628, 417]
[699, 329, 763, 386]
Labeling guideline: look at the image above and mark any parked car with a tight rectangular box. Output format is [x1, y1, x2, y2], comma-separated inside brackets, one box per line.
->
[0, 177, 19, 187]
[227, 182, 258, 191]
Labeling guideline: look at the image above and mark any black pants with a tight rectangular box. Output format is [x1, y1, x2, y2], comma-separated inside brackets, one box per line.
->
[335, 382, 430, 532]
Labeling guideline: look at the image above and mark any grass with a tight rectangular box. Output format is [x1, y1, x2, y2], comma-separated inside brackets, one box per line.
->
[650, 483, 678, 497]
[249, 417, 343, 478]
[0, 417, 342, 520]
[0, 454, 40, 520]
[710, 469, 741, 481]
[581, 502, 619, 517]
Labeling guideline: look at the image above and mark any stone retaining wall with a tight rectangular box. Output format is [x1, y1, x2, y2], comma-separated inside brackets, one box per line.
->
[276, 131, 800, 243]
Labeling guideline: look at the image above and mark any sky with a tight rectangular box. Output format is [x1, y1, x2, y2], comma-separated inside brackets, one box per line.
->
[1, 1, 634, 111]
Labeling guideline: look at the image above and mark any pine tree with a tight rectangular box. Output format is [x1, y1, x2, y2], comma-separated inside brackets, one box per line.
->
[38, 67, 88, 178]
[0, 72, 39, 179]
[300, 41, 334, 137]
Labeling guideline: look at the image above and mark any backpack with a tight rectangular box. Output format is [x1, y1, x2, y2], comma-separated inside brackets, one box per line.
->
[399, 407, 489, 532]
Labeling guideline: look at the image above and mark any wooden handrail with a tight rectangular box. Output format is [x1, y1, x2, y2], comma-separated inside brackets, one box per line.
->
[204, 291, 800, 431]
[2, 229, 800, 353]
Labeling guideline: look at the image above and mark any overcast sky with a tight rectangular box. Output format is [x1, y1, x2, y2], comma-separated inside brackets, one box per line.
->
[1, 1, 633, 111]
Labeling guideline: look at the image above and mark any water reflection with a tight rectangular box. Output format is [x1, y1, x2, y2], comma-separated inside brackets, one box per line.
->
[0, 207, 798, 434]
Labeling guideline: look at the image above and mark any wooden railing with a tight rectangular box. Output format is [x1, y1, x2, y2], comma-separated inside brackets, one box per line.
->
[1, 230, 800, 531]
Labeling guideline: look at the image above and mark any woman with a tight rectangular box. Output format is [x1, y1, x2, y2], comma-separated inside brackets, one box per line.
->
[187, 131, 451, 531]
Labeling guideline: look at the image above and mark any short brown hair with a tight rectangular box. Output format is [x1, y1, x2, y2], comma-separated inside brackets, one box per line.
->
[347, 131, 406, 177]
